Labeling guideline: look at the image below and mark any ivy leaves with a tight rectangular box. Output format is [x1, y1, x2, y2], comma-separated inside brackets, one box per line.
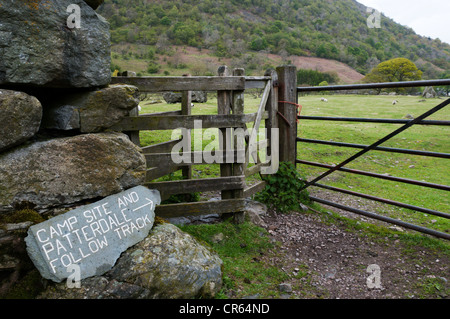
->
[255, 162, 310, 213]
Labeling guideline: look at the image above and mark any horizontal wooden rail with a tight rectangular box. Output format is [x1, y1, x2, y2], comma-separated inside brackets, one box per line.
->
[142, 140, 182, 154]
[140, 110, 182, 117]
[109, 112, 268, 131]
[146, 176, 246, 199]
[244, 76, 272, 89]
[155, 199, 246, 218]
[245, 163, 264, 177]
[146, 164, 183, 181]
[111, 76, 246, 92]
[243, 181, 267, 198]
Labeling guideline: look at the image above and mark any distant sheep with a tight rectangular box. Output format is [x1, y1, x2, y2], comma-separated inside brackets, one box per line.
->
[321, 98, 328, 102]
[392, 100, 398, 105]
[138, 105, 142, 111]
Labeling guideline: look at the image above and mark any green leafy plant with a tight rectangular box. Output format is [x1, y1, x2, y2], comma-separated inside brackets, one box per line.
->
[255, 162, 310, 213]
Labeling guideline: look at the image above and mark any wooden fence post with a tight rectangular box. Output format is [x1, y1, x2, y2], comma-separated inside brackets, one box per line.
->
[217, 66, 234, 201]
[121, 71, 141, 146]
[232, 68, 246, 224]
[181, 74, 192, 181]
[264, 69, 279, 172]
[276, 65, 297, 164]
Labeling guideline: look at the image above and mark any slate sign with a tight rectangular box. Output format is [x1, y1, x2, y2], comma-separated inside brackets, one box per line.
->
[25, 186, 161, 282]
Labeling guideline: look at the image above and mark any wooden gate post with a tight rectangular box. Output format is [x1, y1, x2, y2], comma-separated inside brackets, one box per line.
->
[276, 65, 297, 164]
[217, 66, 234, 200]
[181, 74, 192, 180]
[232, 68, 246, 224]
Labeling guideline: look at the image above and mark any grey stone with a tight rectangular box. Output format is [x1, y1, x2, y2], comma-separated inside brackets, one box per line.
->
[192, 91, 208, 103]
[162, 91, 208, 104]
[0, 132, 146, 213]
[211, 232, 224, 243]
[279, 283, 292, 293]
[108, 223, 223, 299]
[244, 199, 268, 227]
[0, 89, 42, 152]
[0, 0, 110, 88]
[42, 84, 140, 132]
[162, 92, 182, 104]
[167, 213, 221, 226]
[25, 186, 161, 282]
[422, 86, 437, 98]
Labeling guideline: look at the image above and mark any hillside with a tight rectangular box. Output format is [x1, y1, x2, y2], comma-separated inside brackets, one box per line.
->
[98, 0, 450, 83]
[110, 43, 365, 83]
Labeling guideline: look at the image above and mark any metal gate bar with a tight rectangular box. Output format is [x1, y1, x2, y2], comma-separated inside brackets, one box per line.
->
[297, 137, 450, 159]
[297, 79, 450, 92]
[297, 116, 450, 126]
[299, 98, 450, 191]
[296, 159, 450, 191]
[310, 196, 450, 240]
[313, 183, 450, 219]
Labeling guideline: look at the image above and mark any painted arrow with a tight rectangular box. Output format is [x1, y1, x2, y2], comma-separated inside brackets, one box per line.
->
[133, 198, 154, 212]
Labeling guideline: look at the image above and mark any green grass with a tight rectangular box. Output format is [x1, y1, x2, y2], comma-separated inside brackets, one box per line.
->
[179, 221, 293, 299]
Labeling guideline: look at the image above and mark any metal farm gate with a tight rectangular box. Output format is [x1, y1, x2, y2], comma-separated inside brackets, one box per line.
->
[294, 75, 450, 240]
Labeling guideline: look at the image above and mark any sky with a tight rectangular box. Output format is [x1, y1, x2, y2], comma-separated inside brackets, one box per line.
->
[356, 0, 450, 45]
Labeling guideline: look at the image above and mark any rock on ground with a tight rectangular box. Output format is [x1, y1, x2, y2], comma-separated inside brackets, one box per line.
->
[162, 91, 208, 104]
[0, 0, 110, 88]
[37, 223, 223, 299]
[0, 132, 146, 213]
[0, 89, 42, 152]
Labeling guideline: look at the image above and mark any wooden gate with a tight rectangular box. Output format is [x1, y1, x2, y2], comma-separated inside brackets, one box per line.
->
[109, 66, 290, 222]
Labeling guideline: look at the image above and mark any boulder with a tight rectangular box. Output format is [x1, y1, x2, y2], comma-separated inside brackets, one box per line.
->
[0, 132, 146, 213]
[0, 89, 42, 152]
[25, 186, 160, 283]
[41, 84, 140, 132]
[162, 91, 208, 104]
[37, 223, 223, 299]
[422, 86, 437, 98]
[0, 0, 110, 88]
[84, 0, 104, 10]
[108, 223, 223, 299]
[244, 199, 268, 228]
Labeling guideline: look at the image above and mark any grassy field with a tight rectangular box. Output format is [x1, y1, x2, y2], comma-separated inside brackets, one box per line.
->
[297, 94, 449, 234]
[139, 93, 449, 233]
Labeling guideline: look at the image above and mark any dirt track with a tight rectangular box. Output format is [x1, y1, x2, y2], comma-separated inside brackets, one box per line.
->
[260, 200, 449, 299]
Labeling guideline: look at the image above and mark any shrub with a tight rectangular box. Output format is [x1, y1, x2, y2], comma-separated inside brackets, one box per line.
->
[255, 162, 310, 213]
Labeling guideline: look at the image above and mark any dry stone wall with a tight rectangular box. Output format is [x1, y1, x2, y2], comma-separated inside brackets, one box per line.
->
[0, 0, 223, 299]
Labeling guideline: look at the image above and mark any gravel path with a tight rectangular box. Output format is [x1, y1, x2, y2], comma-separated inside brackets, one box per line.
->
[260, 197, 449, 299]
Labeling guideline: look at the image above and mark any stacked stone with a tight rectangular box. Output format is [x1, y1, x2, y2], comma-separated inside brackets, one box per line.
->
[0, 0, 146, 213]
[0, 0, 144, 297]
[0, 0, 223, 299]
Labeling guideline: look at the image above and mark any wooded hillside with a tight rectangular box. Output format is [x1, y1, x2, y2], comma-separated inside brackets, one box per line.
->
[98, 0, 450, 78]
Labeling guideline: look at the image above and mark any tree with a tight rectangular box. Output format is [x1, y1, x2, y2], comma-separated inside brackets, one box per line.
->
[363, 58, 422, 83]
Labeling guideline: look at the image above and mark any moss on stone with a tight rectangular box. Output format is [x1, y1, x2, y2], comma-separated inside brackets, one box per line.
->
[0, 209, 44, 225]
[3, 269, 45, 299]
[153, 216, 168, 226]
